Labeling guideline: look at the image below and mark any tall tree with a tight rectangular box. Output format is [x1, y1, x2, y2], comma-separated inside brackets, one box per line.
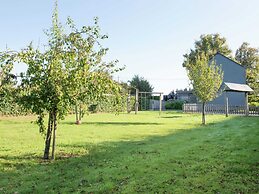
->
[129, 75, 153, 92]
[186, 54, 223, 125]
[0, 2, 122, 160]
[235, 42, 259, 105]
[183, 33, 232, 69]
[235, 42, 258, 68]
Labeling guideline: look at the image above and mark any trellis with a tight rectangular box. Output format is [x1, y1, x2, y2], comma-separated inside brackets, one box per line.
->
[125, 87, 163, 115]
[138, 91, 163, 115]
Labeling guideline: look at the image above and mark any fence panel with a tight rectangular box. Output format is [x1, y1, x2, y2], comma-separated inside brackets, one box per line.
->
[183, 103, 259, 116]
[249, 106, 259, 116]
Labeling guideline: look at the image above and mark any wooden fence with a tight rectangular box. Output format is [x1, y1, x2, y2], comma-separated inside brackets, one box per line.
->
[249, 106, 259, 116]
[183, 103, 259, 116]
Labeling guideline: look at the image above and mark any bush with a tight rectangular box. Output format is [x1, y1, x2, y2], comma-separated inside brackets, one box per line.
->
[249, 102, 259, 107]
[165, 101, 184, 110]
[127, 96, 136, 113]
[88, 104, 98, 113]
[88, 94, 132, 113]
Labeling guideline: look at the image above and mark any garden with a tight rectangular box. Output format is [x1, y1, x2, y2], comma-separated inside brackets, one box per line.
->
[1, 1, 259, 193]
[0, 111, 258, 193]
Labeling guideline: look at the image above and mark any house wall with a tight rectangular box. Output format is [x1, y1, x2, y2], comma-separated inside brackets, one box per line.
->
[150, 100, 165, 110]
[209, 53, 246, 106]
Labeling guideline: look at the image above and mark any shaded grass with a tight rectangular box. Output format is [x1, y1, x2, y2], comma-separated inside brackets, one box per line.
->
[0, 111, 258, 193]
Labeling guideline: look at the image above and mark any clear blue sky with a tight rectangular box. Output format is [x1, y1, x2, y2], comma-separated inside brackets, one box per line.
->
[1, 0, 259, 94]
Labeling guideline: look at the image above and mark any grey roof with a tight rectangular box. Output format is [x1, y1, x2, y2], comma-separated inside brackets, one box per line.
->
[215, 52, 245, 68]
[224, 82, 253, 92]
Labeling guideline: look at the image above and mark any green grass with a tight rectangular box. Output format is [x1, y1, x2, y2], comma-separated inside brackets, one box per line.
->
[0, 111, 258, 193]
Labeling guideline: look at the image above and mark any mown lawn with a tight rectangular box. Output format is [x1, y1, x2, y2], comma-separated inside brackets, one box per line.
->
[0, 111, 258, 193]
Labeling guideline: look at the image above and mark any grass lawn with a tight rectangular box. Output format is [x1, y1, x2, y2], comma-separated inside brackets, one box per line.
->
[0, 111, 258, 193]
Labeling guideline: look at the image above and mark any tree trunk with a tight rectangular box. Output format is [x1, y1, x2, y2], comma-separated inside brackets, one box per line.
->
[51, 110, 57, 160]
[75, 104, 81, 124]
[79, 104, 82, 124]
[43, 112, 53, 159]
[75, 104, 79, 123]
[202, 102, 206, 125]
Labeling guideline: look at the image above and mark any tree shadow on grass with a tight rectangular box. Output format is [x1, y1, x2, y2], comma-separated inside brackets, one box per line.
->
[160, 116, 182, 119]
[63, 121, 162, 126]
[0, 116, 258, 193]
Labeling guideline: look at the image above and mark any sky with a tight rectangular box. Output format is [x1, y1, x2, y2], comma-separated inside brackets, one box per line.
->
[0, 0, 259, 94]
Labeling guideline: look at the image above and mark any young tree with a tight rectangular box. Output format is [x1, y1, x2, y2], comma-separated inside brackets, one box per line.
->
[235, 42, 259, 105]
[63, 17, 123, 124]
[186, 54, 223, 125]
[183, 33, 232, 69]
[0, 2, 122, 160]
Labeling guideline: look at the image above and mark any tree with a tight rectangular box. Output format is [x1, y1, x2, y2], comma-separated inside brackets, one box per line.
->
[186, 54, 223, 125]
[183, 34, 232, 69]
[235, 42, 258, 68]
[235, 42, 259, 105]
[0, 2, 122, 160]
[0, 53, 20, 115]
[63, 17, 123, 124]
[129, 75, 153, 92]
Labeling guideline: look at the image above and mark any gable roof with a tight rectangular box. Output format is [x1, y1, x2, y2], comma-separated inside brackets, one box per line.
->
[214, 52, 245, 68]
[223, 82, 253, 92]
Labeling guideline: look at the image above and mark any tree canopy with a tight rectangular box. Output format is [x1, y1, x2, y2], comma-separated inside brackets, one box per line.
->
[0, 2, 123, 160]
[129, 75, 153, 92]
[186, 54, 223, 124]
[0, 53, 21, 115]
[183, 34, 232, 69]
[235, 42, 258, 68]
[235, 42, 259, 105]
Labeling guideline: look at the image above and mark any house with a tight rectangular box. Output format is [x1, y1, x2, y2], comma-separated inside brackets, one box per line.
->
[208, 52, 252, 106]
[165, 88, 197, 103]
[175, 88, 197, 103]
[170, 53, 252, 106]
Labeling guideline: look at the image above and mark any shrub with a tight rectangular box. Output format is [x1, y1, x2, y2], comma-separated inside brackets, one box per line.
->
[165, 101, 184, 110]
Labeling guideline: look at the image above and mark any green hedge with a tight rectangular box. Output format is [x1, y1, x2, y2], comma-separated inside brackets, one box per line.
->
[165, 101, 184, 110]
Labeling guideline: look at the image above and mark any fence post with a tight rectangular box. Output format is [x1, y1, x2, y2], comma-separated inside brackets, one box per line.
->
[225, 92, 229, 117]
[159, 93, 162, 116]
[245, 92, 249, 116]
[135, 89, 139, 114]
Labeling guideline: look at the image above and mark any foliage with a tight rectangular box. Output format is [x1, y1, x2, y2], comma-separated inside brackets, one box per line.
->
[87, 81, 137, 114]
[129, 75, 153, 92]
[235, 42, 258, 68]
[0, 53, 25, 115]
[247, 65, 259, 106]
[165, 100, 184, 110]
[0, 112, 258, 193]
[88, 92, 129, 113]
[235, 42, 259, 105]
[186, 54, 223, 124]
[183, 33, 232, 69]
[0, 2, 122, 159]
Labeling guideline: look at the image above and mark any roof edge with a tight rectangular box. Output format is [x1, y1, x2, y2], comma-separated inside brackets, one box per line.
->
[213, 52, 246, 68]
